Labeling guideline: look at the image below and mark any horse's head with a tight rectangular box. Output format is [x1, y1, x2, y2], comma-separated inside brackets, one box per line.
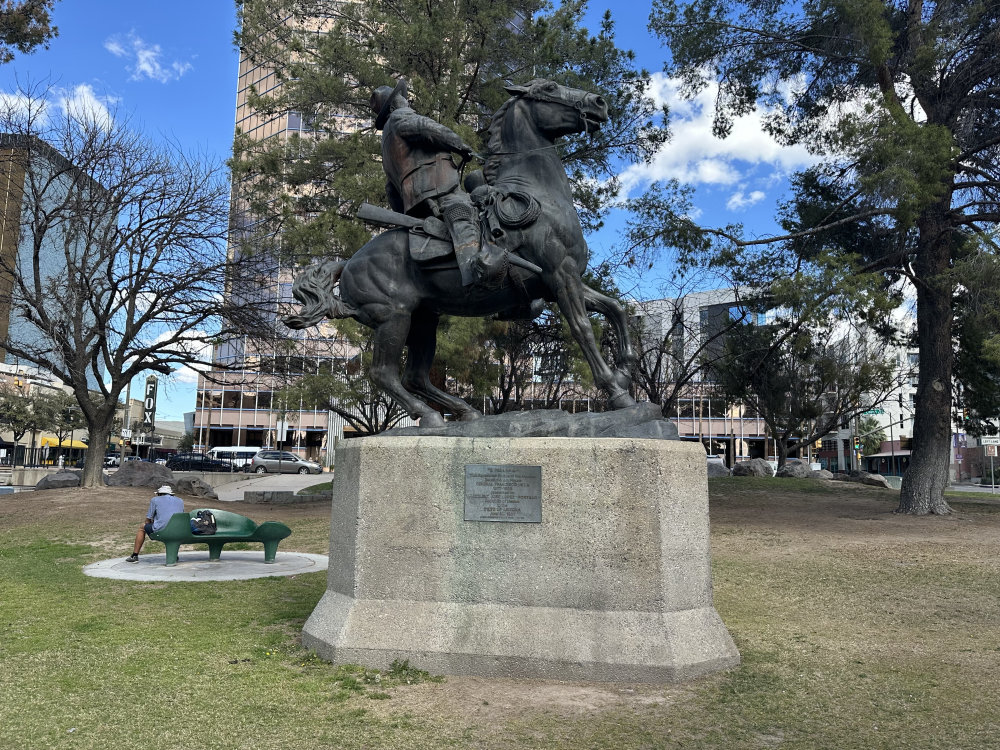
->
[503, 79, 608, 139]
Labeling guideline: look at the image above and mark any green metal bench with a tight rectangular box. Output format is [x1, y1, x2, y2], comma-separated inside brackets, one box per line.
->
[149, 509, 292, 566]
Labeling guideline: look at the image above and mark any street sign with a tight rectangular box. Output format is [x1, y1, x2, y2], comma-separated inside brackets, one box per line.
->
[121, 429, 132, 438]
[986, 445, 998, 457]
[979, 436, 1000, 445]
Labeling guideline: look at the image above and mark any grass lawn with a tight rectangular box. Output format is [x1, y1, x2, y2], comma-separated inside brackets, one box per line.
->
[2, 479, 998, 749]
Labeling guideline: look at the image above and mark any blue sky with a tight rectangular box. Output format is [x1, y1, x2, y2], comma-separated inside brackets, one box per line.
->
[1, 1, 812, 422]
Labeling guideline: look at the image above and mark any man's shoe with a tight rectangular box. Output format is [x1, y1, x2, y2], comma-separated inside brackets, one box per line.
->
[125, 553, 139, 563]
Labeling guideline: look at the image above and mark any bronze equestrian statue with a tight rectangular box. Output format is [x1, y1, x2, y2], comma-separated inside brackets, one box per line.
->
[285, 79, 636, 428]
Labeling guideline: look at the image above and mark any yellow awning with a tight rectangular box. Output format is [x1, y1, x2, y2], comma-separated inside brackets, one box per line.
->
[40, 437, 88, 448]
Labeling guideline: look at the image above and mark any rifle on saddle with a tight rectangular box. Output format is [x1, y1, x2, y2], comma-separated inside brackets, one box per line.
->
[356, 203, 544, 276]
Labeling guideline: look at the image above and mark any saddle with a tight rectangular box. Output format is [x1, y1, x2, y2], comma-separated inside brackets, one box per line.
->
[357, 190, 543, 274]
[409, 187, 541, 265]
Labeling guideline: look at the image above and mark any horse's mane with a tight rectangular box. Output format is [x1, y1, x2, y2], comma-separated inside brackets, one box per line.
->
[483, 95, 519, 184]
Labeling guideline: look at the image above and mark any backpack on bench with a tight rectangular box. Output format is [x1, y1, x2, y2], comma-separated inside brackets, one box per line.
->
[190, 510, 217, 535]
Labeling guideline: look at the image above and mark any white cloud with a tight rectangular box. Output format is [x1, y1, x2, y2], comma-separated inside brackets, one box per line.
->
[104, 33, 193, 84]
[103, 38, 126, 57]
[726, 189, 766, 211]
[55, 84, 116, 130]
[619, 73, 816, 197]
[0, 90, 44, 120]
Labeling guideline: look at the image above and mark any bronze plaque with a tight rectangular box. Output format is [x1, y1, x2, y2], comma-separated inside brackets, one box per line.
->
[464, 464, 542, 523]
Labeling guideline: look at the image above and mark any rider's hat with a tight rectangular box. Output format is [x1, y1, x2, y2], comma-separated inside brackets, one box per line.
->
[370, 78, 408, 129]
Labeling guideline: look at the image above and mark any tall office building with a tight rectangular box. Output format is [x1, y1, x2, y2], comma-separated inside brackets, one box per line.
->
[192, 13, 413, 463]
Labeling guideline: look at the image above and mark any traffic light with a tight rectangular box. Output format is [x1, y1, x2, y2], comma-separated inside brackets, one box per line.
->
[852, 436, 861, 451]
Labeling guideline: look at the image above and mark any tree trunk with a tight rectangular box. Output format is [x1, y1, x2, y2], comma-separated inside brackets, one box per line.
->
[898, 203, 953, 515]
[776, 436, 789, 468]
[80, 414, 114, 489]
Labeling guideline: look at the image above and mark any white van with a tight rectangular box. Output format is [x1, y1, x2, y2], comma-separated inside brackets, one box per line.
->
[206, 446, 260, 469]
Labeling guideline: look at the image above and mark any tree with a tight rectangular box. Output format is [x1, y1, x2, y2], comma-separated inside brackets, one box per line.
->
[50, 392, 86, 450]
[0, 381, 33, 463]
[952, 235, 1000, 437]
[858, 415, 887, 457]
[272, 319, 409, 435]
[0, 85, 269, 487]
[434, 310, 594, 414]
[627, 280, 759, 417]
[177, 430, 195, 453]
[0, 1, 58, 64]
[639, 0, 1000, 514]
[711, 319, 898, 467]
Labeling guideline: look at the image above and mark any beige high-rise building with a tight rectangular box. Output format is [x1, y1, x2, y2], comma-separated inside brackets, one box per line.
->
[193, 12, 413, 464]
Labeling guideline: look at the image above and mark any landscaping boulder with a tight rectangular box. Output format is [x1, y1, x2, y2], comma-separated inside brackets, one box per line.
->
[775, 460, 812, 478]
[35, 470, 82, 490]
[105, 460, 173, 488]
[810, 469, 835, 479]
[732, 458, 775, 477]
[849, 470, 892, 489]
[706, 460, 731, 478]
[830, 470, 891, 488]
[173, 476, 219, 500]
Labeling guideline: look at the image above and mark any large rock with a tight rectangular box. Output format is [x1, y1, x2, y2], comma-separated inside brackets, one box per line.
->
[810, 469, 835, 479]
[706, 460, 731, 478]
[303, 435, 739, 683]
[849, 470, 892, 488]
[830, 470, 891, 488]
[35, 470, 82, 490]
[173, 476, 218, 499]
[386, 402, 678, 439]
[776, 460, 812, 478]
[732, 458, 775, 477]
[105, 461, 173, 488]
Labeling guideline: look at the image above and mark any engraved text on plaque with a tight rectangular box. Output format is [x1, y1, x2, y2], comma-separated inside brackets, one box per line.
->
[464, 464, 542, 523]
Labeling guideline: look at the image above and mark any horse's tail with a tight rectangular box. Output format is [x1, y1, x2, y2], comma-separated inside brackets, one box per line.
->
[283, 259, 356, 329]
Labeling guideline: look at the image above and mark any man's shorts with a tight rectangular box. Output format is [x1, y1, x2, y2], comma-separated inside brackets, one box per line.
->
[143, 522, 155, 535]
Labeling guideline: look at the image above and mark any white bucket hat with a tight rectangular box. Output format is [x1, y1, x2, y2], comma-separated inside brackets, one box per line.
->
[157, 485, 173, 494]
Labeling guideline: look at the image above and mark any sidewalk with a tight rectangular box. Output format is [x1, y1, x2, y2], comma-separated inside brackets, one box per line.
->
[212, 472, 330, 502]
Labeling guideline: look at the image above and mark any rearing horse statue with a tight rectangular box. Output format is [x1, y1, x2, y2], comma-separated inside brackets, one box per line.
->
[285, 79, 636, 427]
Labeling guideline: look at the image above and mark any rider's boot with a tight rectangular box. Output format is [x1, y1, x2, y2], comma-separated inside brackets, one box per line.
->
[442, 199, 507, 287]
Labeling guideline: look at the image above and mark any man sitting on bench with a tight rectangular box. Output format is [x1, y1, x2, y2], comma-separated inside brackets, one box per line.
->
[126, 485, 183, 563]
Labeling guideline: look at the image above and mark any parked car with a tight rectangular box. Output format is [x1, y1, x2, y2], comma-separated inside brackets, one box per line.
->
[248, 450, 323, 475]
[165, 453, 235, 472]
[103, 455, 120, 467]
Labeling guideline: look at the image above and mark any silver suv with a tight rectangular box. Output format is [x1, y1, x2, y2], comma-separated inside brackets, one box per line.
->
[249, 450, 323, 475]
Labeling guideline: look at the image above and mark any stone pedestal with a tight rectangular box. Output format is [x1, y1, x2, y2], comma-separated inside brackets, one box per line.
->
[302, 436, 739, 683]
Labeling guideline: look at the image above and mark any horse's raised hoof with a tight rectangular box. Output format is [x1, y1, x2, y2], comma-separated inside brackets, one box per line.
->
[417, 412, 446, 428]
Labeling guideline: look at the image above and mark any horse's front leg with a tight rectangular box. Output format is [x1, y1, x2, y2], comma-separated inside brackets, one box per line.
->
[551, 265, 635, 409]
[369, 310, 446, 427]
[583, 286, 637, 371]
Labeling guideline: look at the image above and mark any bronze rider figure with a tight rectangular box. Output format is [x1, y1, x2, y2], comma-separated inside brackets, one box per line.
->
[369, 79, 504, 287]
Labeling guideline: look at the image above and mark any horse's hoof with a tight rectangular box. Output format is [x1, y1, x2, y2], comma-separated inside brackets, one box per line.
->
[418, 412, 446, 428]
